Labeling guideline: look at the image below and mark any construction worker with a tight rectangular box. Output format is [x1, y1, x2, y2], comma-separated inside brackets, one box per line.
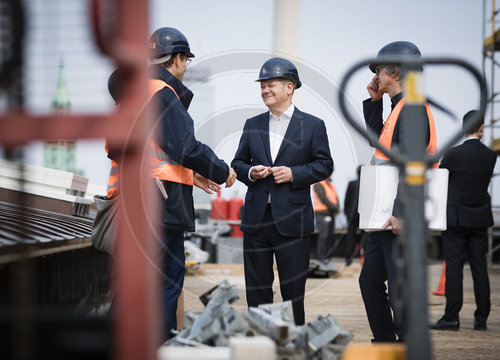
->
[147, 27, 236, 340]
[358, 41, 437, 343]
[430, 111, 496, 331]
[344, 165, 362, 266]
[105, 67, 130, 199]
[312, 175, 339, 270]
[105, 58, 231, 327]
[231, 58, 333, 325]
[105, 68, 222, 199]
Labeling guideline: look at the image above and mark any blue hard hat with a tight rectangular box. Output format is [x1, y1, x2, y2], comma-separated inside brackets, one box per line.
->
[256, 57, 302, 89]
[369, 41, 421, 73]
[149, 27, 194, 60]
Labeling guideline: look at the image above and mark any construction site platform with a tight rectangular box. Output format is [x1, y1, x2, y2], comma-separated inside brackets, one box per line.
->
[183, 261, 500, 360]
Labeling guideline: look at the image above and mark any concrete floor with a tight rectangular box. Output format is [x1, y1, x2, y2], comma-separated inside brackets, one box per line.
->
[183, 260, 500, 360]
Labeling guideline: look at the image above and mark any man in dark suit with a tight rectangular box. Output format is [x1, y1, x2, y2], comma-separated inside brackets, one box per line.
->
[344, 165, 361, 266]
[430, 110, 497, 331]
[231, 58, 333, 325]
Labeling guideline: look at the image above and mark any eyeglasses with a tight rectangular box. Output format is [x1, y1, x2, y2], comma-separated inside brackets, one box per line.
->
[375, 66, 384, 75]
[180, 52, 192, 67]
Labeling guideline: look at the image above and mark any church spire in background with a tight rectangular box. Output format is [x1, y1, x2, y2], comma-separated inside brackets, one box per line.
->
[44, 56, 77, 173]
[51, 57, 71, 112]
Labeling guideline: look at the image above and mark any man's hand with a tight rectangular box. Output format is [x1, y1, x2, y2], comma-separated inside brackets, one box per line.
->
[225, 167, 237, 188]
[250, 165, 271, 180]
[382, 215, 403, 235]
[367, 75, 383, 101]
[194, 173, 221, 194]
[270, 166, 293, 184]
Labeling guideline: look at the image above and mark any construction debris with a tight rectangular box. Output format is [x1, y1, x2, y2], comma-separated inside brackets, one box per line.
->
[258, 300, 295, 324]
[173, 280, 248, 346]
[164, 280, 353, 360]
[301, 315, 353, 354]
[199, 282, 240, 307]
[247, 308, 292, 342]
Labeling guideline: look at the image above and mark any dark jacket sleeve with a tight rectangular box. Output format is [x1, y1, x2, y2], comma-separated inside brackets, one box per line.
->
[157, 92, 229, 184]
[290, 120, 333, 188]
[344, 181, 356, 219]
[363, 98, 384, 147]
[231, 119, 254, 187]
[439, 152, 449, 170]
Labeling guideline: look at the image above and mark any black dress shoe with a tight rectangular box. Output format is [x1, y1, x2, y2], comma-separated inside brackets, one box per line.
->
[474, 320, 487, 331]
[429, 318, 459, 330]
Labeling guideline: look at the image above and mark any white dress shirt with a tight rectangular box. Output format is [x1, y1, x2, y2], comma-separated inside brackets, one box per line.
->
[269, 104, 295, 163]
[248, 103, 295, 181]
[464, 135, 479, 143]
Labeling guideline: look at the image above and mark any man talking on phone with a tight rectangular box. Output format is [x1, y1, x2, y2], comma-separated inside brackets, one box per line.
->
[359, 41, 437, 343]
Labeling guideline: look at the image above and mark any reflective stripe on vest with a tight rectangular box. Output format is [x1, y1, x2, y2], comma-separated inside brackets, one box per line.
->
[371, 98, 438, 168]
[313, 180, 338, 212]
[104, 79, 194, 198]
[147, 79, 194, 185]
[149, 141, 194, 185]
[105, 140, 120, 198]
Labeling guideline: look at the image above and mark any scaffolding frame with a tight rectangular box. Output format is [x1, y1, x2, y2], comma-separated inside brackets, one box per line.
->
[483, 0, 500, 266]
[0, 1, 160, 359]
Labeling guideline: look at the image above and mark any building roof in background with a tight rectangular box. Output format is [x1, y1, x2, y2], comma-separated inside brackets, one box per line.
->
[0, 159, 96, 262]
[0, 201, 93, 263]
[0, 201, 92, 245]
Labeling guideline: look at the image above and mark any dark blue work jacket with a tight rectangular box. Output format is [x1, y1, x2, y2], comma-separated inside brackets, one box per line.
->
[150, 65, 229, 231]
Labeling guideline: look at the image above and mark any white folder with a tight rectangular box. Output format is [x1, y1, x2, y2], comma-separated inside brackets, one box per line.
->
[358, 165, 448, 231]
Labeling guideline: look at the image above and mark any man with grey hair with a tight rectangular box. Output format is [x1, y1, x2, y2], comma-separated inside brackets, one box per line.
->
[360, 41, 437, 342]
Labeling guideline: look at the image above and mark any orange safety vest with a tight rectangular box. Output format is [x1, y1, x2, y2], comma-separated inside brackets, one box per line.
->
[147, 79, 194, 186]
[372, 98, 438, 168]
[313, 180, 338, 212]
[105, 79, 194, 198]
[105, 141, 120, 198]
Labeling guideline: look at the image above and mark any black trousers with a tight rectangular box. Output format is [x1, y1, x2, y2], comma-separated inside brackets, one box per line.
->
[345, 214, 359, 262]
[243, 206, 310, 325]
[442, 227, 490, 324]
[359, 231, 405, 342]
[315, 213, 335, 262]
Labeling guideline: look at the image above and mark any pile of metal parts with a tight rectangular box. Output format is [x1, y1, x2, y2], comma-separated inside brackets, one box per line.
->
[167, 280, 353, 360]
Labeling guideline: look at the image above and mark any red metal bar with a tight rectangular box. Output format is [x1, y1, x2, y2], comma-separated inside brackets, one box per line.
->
[116, 118, 161, 360]
[107, 1, 160, 360]
[0, 0, 159, 359]
[0, 98, 156, 146]
[0, 112, 130, 146]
